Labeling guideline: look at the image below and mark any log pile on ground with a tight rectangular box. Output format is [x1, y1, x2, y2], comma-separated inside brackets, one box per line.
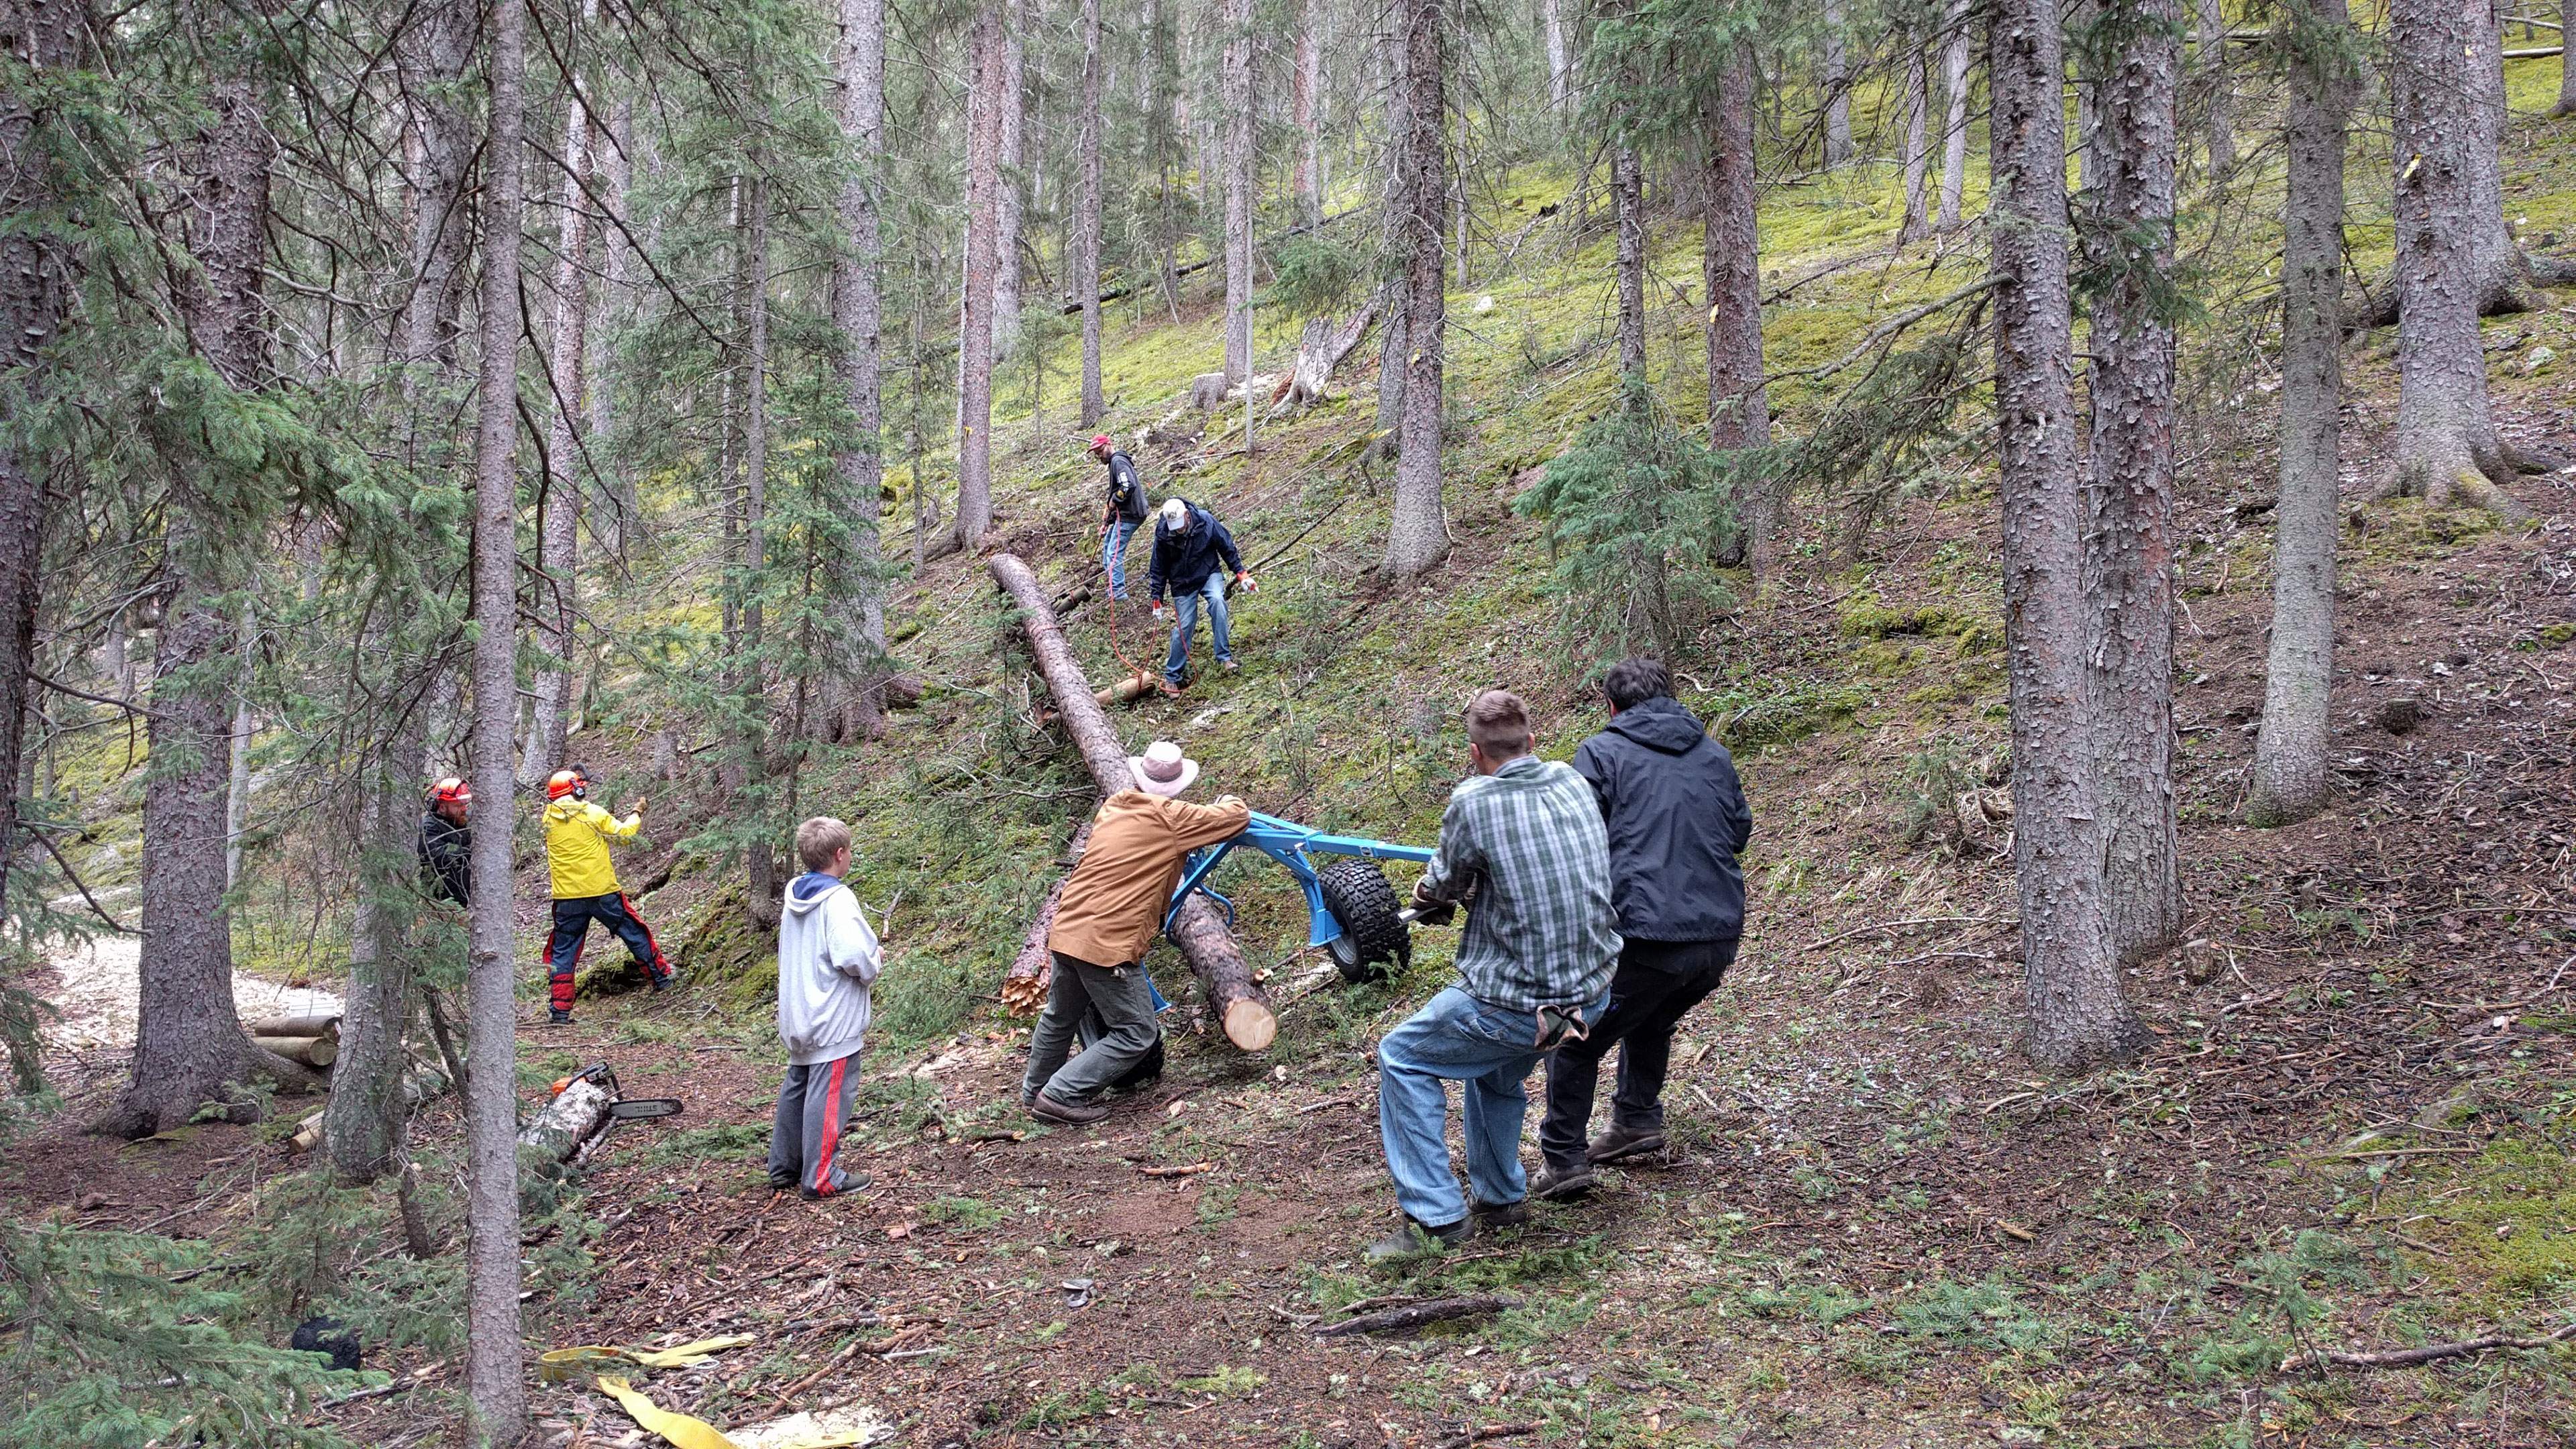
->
[989, 551, 1277, 1050]
[244, 1014, 339, 1070]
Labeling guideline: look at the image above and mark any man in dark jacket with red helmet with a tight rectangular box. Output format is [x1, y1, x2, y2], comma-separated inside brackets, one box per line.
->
[419, 777, 472, 906]
[1532, 657, 1753, 1200]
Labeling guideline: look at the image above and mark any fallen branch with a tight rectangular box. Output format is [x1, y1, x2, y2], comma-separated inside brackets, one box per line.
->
[1799, 914, 2009, 952]
[1431, 1421, 1544, 1449]
[1313, 1294, 1520, 1338]
[2286, 1320, 2576, 1373]
[1138, 1161, 1212, 1179]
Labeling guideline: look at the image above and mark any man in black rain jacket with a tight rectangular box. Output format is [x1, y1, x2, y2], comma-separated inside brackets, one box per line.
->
[1532, 657, 1753, 1199]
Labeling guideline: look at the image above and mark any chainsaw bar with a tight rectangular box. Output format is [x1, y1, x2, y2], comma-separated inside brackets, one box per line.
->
[606, 1098, 685, 1121]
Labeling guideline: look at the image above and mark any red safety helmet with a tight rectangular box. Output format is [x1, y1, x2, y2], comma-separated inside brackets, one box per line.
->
[545, 768, 586, 801]
[430, 777, 470, 805]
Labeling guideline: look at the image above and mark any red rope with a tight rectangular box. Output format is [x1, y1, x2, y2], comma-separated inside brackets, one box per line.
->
[1102, 523, 1159, 692]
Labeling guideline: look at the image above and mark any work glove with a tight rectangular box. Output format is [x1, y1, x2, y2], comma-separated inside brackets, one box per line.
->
[1152, 601, 1169, 621]
[1235, 572, 1257, 594]
[628, 797, 649, 818]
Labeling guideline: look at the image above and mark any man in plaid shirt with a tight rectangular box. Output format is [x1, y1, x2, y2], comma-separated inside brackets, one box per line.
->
[1367, 690, 1621, 1261]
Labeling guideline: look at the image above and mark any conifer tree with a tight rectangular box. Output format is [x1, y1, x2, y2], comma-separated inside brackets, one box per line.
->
[1383, 0, 1448, 580]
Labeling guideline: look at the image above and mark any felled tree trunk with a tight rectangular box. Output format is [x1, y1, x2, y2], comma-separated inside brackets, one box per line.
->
[989, 553, 1276, 1050]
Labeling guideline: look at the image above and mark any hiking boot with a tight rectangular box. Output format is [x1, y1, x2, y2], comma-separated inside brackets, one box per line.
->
[1158, 679, 1183, 698]
[1219, 658, 1239, 673]
[547, 1008, 574, 1026]
[1030, 1092, 1109, 1125]
[800, 1172, 873, 1201]
[649, 969, 681, 993]
[1363, 1216, 1470, 1263]
[1530, 1162, 1598, 1201]
[1470, 1197, 1528, 1230]
[1585, 1125, 1666, 1165]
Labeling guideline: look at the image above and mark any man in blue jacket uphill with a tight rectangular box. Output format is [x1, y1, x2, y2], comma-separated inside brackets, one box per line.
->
[1533, 657, 1754, 1201]
[1147, 496, 1256, 692]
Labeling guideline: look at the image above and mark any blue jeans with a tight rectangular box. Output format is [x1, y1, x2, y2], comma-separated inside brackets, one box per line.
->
[1103, 517, 1140, 599]
[1375, 985, 1610, 1227]
[1162, 573, 1232, 684]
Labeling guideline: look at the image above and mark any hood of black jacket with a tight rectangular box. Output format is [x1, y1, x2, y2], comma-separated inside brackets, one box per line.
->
[1605, 695, 1709, 755]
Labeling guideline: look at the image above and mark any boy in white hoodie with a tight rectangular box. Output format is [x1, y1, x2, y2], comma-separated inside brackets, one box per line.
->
[768, 816, 883, 1199]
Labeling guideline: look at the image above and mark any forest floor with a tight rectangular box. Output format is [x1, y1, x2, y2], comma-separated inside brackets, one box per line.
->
[15, 64, 2576, 1449]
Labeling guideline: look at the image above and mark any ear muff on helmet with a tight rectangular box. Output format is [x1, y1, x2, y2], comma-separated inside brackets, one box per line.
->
[431, 777, 470, 805]
[545, 769, 584, 801]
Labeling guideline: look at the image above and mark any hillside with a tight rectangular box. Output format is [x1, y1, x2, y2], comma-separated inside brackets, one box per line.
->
[13, 52, 2576, 1449]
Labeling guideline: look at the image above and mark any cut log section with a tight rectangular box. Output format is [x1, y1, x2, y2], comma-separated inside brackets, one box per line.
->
[245, 1014, 341, 1039]
[1004, 822, 1093, 1016]
[989, 552, 1277, 1051]
[254, 1034, 338, 1069]
[518, 1079, 615, 1164]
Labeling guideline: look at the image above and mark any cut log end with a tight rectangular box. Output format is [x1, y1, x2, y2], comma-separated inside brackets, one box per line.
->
[254, 1034, 339, 1069]
[1223, 999, 1277, 1052]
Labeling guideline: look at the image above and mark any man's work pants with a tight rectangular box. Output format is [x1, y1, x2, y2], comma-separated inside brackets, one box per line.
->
[1538, 937, 1735, 1171]
[1376, 985, 1609, 1229]
[769, 1049, 867, 1196]
[1022, 953, 1160, 1106]
[545, 892, 671, 1013]
[1161, 573, 1232, 684]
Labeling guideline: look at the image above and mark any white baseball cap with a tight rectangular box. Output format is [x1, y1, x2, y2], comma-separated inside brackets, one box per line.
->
[1160, 498, 1188, 528]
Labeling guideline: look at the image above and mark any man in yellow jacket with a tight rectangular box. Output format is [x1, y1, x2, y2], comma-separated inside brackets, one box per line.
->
[542, 765, 676, 1023]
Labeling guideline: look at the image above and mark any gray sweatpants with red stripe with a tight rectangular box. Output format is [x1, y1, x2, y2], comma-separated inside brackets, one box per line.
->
[767, 1049, 865, 1196]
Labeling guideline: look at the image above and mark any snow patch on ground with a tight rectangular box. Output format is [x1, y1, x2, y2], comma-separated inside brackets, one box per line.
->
[44, 900, 343, 1052]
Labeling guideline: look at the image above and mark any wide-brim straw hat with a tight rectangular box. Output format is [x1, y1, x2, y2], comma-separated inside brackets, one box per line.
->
[1128, 740, 1201, 798]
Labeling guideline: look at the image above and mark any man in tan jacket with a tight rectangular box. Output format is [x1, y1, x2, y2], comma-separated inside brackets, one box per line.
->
[1024, 741, 1248, 1124]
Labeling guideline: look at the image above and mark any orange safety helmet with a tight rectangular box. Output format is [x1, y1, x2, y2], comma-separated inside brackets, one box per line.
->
[545, 768, 586, 801]
[429, 777, 470, 805]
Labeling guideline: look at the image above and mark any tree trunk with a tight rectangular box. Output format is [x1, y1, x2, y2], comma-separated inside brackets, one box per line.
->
[1938, 0, 1972, 229]
[1899, 43, 1931, 243]
[523, 88, 596, 792]
[1075, 0, 1106, 427]
[0, 0, 85, 929]
[1222, 0, 1254, 384]
[2560, 0, 2576, 115]
[2385, 0, 2537, 516]
[324, 708, 426, 1184]
[2465, 0, 2539, 315]
[994, 0, 1026, 359]
[1988, 0, 2145, 1072]
[465, 0, 531, 1432]
[2251, 0, 2355, 828]
[590, 98, 639, 550]
[1293, 0, 1321, 221]
[1385, 0, 1447, 581]
[1705, 46, 1775, 568]
[1544, 0, 1571, 111]
[2198, 0, 2234, 174]
[741, 175, 778, 930]
[1612, 144, 1646, 381]
[1146, 0, 1181, 323]
[955, 4, 1002, 551]
[103, 54, 319, 1138]
[830, 0, 890, 743]
[1823, 0, 1852, 166]
[989, 554, 1275, 1050]
[2080, 0, 2184, 967]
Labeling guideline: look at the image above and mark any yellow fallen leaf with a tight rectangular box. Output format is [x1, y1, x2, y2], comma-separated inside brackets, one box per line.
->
[632, 1334, 759, 1368]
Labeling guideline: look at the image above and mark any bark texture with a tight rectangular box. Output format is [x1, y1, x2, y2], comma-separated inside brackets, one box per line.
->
[2080, 0, 2183, 966]
[523, 93, 596, 790]
[828, 0, 889, 742]
[955, 4, 1001, 549]
[2463, 0, 2537, 315]
[1612, 144, 1646, 380]
[2198, 0, 2234, 172]
[992, 0, 1025, 357]
[1383, 0, 1447, 581]
[1222, 0, 1253, 384]
[1544, 0, 1569, 109]
[1293, 0, 1322, 219]
[1938, 0, 1972, 229]
[989, 555, 1275, 1050]
[464, 0, 531, 1433]
[2250, 0, 2355, 827]
[1074, 0, 1104, 426]
[1899, 43, 1931, 242]
[739, 174, 777, 930]
[106, 45, 319, 1138]
[1705, 47, 1774, 569]
[1988, 0, 2145, 1071]
[0, 0, 85, 926]
[2385, 0, 2533, 517]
